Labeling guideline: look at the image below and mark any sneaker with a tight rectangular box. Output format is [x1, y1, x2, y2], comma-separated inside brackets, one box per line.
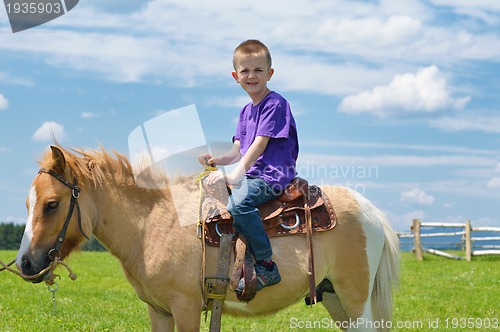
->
[236, 261, 281, 293]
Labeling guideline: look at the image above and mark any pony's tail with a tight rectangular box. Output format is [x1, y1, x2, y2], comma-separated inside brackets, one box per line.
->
[371, 215, 400, 328]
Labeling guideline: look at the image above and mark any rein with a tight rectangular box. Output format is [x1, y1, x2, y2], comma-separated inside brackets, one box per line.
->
[38, 168, 90, 259]
[0, 257, 77, 284]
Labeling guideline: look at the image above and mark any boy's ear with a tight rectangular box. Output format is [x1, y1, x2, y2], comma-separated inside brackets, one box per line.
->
[231, 71, 239, 83]
[267, 68, 275, 81]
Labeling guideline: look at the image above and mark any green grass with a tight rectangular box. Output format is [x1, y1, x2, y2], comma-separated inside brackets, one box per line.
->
[1, 250, 498, 331]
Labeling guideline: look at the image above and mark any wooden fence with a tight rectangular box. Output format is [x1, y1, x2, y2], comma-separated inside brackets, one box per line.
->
[398, 219, 500, 261]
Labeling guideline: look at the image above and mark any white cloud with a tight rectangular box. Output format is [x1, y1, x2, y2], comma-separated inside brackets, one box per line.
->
[430, 0, 500, 24]
[487, 177, 500, 189]
[81, 112, 100, 118]
[0, 72, 34, 86]
[32, 122, 65, 142]
[303, 140, 497, 156]
[204, 95, 251, 109]
[338, 66, 470, 116]
[299, 152, 495, 168]
[431, 0, 500, 12]
[472, 216, 500, 227]
[495, 163, 500, 173]
[273, 59, 395, 96]
[385, 209, 427, 232]
[0, 94, 8, 111]
[486, 163, 500, 188]
[430, 115, 500, 134]
[401, 188, 435, 206]
[0, 0, 498, 92]
[0, 215, 26, 225]
[317, 15, 423, 47]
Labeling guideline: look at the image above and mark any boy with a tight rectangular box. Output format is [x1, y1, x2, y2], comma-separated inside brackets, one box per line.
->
[198, 39, 298, 292]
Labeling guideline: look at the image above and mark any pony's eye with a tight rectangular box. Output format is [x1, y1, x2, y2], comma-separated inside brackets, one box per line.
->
[45, 201, 59, 211]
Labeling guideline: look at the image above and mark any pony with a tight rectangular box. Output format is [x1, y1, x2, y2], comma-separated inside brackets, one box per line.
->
[16, 145, 400, 331]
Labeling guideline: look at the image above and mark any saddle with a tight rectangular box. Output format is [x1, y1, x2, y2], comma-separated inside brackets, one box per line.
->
[199, 174, 336, 304]
[201, 177, 336, 246]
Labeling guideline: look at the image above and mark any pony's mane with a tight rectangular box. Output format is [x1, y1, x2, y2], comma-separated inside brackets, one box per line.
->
[39, 145, 136, 187]
[39, 145, 198, 191]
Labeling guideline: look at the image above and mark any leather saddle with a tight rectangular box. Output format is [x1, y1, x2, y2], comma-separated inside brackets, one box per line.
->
[199, 174, 336, 303]
[201, 177, 336, 246]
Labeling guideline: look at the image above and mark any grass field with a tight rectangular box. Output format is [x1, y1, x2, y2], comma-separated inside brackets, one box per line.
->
[0, 250, 498, 331]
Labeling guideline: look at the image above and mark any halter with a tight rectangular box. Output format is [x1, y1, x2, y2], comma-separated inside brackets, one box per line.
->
[38, 168, 90, 260]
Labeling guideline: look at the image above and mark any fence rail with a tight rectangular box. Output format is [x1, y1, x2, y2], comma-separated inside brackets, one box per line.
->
[399, 219, 500, 261]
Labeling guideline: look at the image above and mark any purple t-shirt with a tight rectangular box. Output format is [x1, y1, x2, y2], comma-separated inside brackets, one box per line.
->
[234, 91, 299, 191]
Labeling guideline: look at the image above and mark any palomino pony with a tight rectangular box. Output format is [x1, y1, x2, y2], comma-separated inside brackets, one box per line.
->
[16, 145, 400, 331]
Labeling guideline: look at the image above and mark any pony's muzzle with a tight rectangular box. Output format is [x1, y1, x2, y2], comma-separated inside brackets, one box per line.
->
[19, 253, 51, 283]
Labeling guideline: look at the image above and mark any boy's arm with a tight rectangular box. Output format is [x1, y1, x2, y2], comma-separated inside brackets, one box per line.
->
[206, 136, 270, 185]
[213, 141, 242, 165]
[229, 136, 269, 181]
[198, 141, 241, 166]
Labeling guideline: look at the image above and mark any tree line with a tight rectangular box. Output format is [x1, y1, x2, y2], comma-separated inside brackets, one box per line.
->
[0, 223, 106, 251]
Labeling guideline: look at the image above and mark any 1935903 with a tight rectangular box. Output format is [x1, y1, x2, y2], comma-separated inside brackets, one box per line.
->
[444, 317, 499, 329]
[5, 2, 62, 14]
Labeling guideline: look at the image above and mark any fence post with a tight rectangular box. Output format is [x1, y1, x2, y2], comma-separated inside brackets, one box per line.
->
[465, 219, 472, 261]
[412, 218, 423, 261]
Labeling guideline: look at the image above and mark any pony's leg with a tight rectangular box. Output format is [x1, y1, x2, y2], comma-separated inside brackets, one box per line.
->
[148, 305, 175, 332]
[321, 292, 350, 329]
[169, 297, 203, 332]
[323, 292, 378, 332]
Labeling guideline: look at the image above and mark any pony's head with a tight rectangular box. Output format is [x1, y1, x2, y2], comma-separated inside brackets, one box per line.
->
[16, 146, 90, 283]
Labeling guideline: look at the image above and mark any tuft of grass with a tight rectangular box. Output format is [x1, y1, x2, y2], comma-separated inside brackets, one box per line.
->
[1, 251, 498, 331]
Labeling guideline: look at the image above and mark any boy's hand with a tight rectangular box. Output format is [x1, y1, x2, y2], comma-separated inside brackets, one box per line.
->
[206, 170, 238, 185]
[206, 170, 225, 185]
[197, 153, 214, 166]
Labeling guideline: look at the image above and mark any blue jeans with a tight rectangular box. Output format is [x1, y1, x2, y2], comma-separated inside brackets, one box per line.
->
[227, 176, 279, 261]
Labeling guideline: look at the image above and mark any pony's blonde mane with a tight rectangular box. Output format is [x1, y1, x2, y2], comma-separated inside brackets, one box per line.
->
[39, 145, 198, 193]
[39, 145, 142, 188]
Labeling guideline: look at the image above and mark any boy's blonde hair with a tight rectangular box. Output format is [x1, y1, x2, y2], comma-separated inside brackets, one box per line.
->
[233, 39, 272, 69]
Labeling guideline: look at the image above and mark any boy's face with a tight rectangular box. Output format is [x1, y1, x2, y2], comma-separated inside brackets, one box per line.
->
[232, 53, 274, 103]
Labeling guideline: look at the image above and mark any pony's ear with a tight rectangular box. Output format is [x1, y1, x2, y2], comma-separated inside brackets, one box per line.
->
[50, 145, 66, 174]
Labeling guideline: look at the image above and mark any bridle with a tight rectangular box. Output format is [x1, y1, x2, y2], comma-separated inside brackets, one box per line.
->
[38, 168, 90, 260]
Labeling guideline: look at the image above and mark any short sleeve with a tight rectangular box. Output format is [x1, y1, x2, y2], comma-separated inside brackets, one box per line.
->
[256, 102, 290, 138]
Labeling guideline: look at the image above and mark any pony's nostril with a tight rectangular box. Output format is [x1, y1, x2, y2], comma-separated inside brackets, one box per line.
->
[21, 256, 32, 272]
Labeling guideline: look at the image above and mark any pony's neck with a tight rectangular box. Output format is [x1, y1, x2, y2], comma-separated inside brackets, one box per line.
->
[90, 177, 199, 274]
[92, 185, 173, 264]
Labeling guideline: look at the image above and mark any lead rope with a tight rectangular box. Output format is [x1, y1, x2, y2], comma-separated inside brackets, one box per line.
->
[0, 257, 77, 282]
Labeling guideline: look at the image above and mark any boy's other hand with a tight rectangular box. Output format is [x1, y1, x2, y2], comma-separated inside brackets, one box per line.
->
[197, 153, 214, 165]
[206, 170, 225, 185]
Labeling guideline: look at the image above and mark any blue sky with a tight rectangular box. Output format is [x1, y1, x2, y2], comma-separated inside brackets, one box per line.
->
[0, 0, 499, 231]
